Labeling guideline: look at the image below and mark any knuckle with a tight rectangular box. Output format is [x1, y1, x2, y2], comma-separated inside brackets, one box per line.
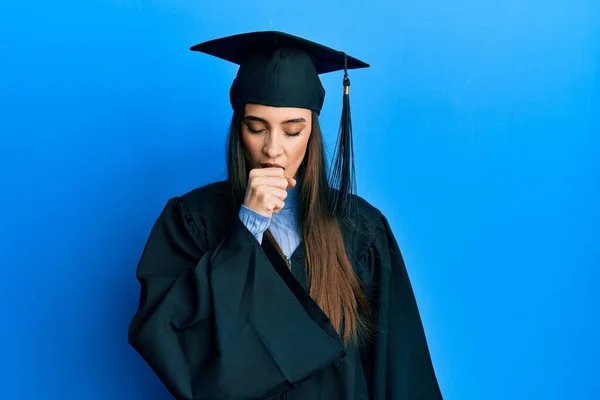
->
[251, 177, 263, 188]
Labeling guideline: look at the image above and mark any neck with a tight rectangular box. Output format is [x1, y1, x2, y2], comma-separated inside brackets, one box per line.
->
[285, 166, 306, 210]
[285, 180, 300, 209]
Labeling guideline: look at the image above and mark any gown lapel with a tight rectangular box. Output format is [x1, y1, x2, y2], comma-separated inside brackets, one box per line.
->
[260, 233, 342, 344]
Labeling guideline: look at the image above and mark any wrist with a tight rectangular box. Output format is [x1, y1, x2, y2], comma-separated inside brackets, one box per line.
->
[239, 204, 271, 236]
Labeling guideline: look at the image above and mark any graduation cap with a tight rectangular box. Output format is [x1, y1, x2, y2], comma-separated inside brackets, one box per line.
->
[190, 31, 370, 217]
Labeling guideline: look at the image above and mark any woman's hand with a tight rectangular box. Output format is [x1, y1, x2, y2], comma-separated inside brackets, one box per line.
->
[244, 168, 296, 217]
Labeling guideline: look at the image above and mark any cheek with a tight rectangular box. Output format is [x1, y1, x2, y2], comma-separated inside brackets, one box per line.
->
[241, 133, 260, 160]
[290, 135, 310, 162]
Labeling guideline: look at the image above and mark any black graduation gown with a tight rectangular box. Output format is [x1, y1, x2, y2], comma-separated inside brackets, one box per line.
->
[128, 180, 443, 400]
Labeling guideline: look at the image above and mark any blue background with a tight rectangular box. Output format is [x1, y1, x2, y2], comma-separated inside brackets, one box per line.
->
[1, 0, 598, 399]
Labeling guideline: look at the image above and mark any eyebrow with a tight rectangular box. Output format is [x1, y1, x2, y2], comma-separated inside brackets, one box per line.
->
[244, 115, 307, 125]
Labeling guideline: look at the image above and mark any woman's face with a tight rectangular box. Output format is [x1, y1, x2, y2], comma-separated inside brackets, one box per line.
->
[241, 103, 312, 179]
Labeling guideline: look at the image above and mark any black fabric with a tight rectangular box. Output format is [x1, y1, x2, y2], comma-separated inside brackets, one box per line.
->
[128, 180, 443, 399]
[189, 31, 369, 114]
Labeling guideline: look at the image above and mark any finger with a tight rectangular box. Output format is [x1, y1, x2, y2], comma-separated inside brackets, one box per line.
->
[253, 167, 285, 177]
[264, 177, 290, 190]
[272, 199, 285, 214]
[268, 187, 288, 201]
[286, 178, 297, 188]
[252, 176, 288, 191]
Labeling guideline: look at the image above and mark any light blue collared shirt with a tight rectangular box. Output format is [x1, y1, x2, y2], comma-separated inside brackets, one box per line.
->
[238, 182, 301, 263]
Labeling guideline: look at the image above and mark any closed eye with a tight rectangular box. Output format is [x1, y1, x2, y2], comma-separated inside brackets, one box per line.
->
[245, 124, 265, 134]
[245, 123, 301, 137]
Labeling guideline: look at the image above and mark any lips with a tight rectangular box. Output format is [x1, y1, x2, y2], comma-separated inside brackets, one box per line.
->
[261, 163, 284, 169]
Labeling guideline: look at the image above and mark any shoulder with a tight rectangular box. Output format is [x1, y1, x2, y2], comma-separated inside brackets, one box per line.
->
[163, 180, 237, 249]
[178, 179, 234, 215]
[337, 191, 388, 262]
[350, 192, 384, 220]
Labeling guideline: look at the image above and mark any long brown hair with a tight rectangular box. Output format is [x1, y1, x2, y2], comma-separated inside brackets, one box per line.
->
[226, 105, 370, 345]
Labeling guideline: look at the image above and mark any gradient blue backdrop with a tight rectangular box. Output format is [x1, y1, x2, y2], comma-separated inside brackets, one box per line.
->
[1, 0, 598, 399]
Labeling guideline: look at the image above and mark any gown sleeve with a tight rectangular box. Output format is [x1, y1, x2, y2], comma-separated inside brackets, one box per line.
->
[127, 197, 345, 400]
[363, 214, 443, 399]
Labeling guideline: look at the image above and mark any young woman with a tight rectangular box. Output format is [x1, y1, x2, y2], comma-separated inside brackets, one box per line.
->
[128, 31, 443, 400]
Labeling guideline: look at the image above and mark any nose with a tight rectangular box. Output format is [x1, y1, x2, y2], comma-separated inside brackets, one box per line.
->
[262, 131, 284, 159]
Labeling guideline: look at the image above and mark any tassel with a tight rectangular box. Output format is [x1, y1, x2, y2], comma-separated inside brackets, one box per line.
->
[329, 52, 357, 218]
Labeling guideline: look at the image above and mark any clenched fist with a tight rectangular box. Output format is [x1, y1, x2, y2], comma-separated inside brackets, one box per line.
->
[244, 168, 297, 217]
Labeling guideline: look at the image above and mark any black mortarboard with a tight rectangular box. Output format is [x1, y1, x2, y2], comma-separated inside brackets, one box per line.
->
[190, 31, 370, 217]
